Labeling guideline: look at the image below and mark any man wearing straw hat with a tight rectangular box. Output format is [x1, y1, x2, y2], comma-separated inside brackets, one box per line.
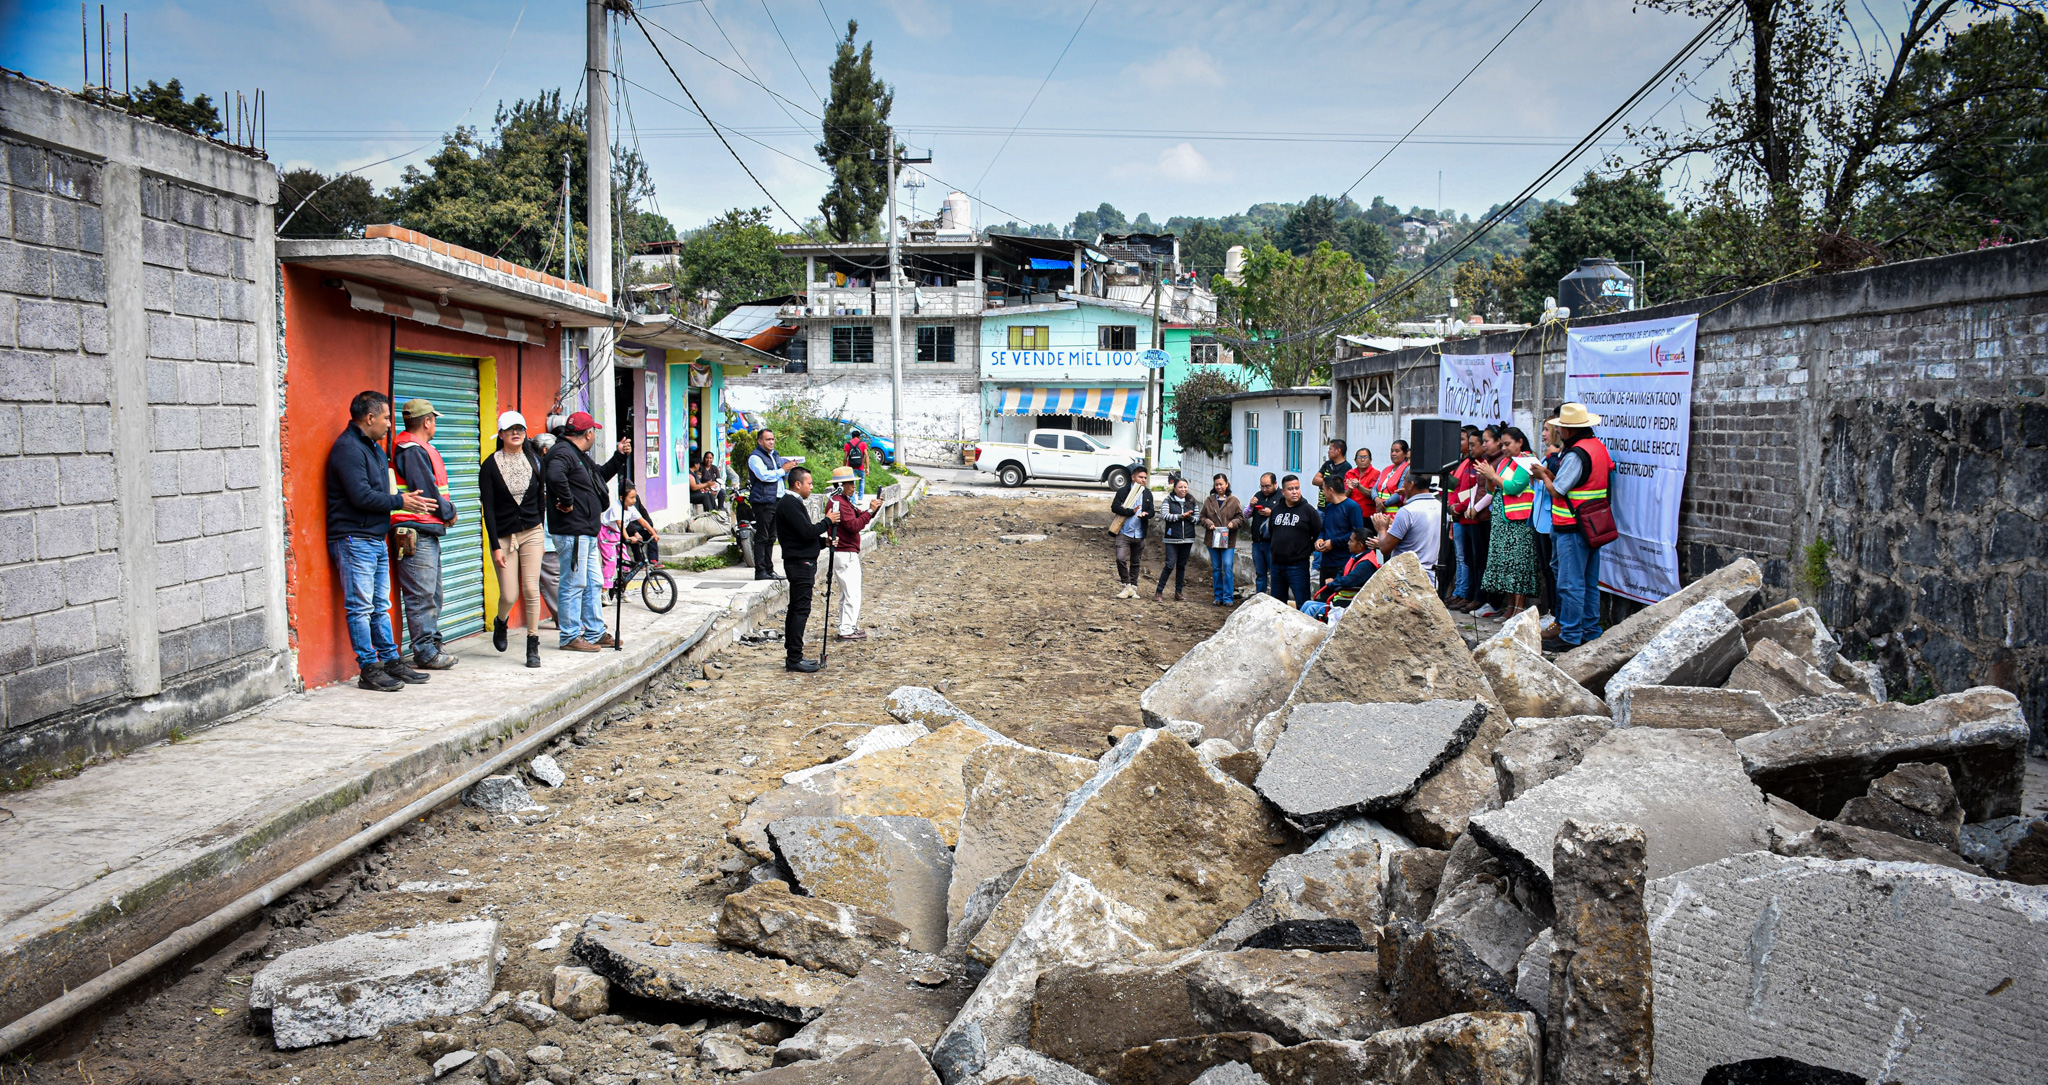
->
[825, 466, 882, 641]
[1533, 402, 1614, 653]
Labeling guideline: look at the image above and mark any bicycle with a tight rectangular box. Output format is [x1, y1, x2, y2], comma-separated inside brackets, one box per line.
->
[608, 540, 678, 614]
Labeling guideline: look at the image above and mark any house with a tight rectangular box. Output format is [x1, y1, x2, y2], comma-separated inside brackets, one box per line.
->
[614, 313, 779, 530]
[1181, 387, 1334, 500]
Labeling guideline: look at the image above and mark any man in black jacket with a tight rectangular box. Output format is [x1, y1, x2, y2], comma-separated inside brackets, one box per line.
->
[1266, 474, 1322, 609]
[543, 410, 631, 653]
[774, 466, 834, 673]
[1109, 467, 1154, 599]
[326, 391, 435, 692]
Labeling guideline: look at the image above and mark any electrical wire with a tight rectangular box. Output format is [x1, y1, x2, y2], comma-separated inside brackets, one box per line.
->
[760, 0, 824, 105]
[1339, 0, 1545, 200]
[972, 0, 1098, 194]
[698, 0, 814, 129]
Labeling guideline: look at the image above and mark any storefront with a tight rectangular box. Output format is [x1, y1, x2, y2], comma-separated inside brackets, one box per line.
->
[616, 315, 776, 529]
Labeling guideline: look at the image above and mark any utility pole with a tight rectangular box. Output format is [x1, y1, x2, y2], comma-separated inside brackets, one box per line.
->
[586, 0, 616, 435]
[1151, 274, 1165, 469]
[881, 133, 931, 465]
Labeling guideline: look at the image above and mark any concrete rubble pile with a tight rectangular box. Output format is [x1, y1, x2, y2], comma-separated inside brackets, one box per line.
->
[248, 559, 2046, 1084]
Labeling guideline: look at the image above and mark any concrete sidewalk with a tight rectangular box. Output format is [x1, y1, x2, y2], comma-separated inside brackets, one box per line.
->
[0, 563, 781, 1033]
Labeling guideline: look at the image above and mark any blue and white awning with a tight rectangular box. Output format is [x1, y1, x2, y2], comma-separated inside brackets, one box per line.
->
[994, 386, 1143, 422]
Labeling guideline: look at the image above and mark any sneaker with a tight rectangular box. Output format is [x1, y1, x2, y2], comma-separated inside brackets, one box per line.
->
[1472, 603, 1502, 619]
[1540, 637, 1576, 654]
[837, 629, 870, 641]
[415, 651, 459, 670]
[785, 658, 823, 673]
[357, 663, 404, 692]
[384, 659, 430, 684]
[561, 639, 602, 653]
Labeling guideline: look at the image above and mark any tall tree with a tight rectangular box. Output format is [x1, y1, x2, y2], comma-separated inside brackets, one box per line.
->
[816, 20, 894, 242]
[387, 91, 589, 272]
[1518, 172, 1678, 317]
[1214, 242, 1378, 389]
[1341, 218, 1395, 278]
[1277, 195, 1341, 254]
[681, 208, 802, 323]
[1068, 202, 1127, 239]
[278, 169, 383, 239]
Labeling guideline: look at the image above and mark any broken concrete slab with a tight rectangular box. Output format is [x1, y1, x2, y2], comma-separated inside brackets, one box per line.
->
[1397, 710, 1513, 851]
[774, 953, 978, 1064]
[1603, 599, 1746, 704]
[1474, 637, 1609, 722]
[966, 730, 1296, 967]
[1776, 820, 1983, 873]
[1836, 761, 1964, 852]
[1256, 1012, 1541, 1085]
[1187, 948, 1395, 1043]
[1255, 700, 1489, 832]
[887, 687, 1006, 738]
[1773, 692, 1870, 724]
[717, 879, 914, 976]
[1187, 1062, 1266, 1085]
[1611, 685, 1783, 739]
[1204, 847, 1386, 950]
[572, 913, 849, 1023]
[1763, 795, 1823, 851]
[1468, 728, 1772, 895]
[958, 1046, 1109, 1085]
[1141, 593, 1332, 748]
[1377, 919, 1533, 1028]
[1512, 929, 1552, 1017]
[1118, 1034, 1284, 1085]
[735, 721, 1017, 858]
[550, 964, 610, 1020]
[1724, 638, 1855, 705]
[1648, 852, 2048, 1085]
[1306, 816, 1415, 854]
[1423, 867, 1543, 978]
[782, 723, 931, 787]
[949, 868, 1023, 958]
[771, 816, 956, 954]
[1743, 605, 1840, 670]
[1557, 557, 1760, 696]
[250, 919, 500, 1050]
[739, 1039, 941, 1084]
[932, 874, 1156, 1084]
[949, 744, 1102, 940]
[1961, 815, 2048, 884]
[1736, 686, 2029, 822]
[463, 774, 539, 814]
[1828, 656, 1886, 703]
[1492, 717, 1612, 802]
[1739, 596, 1803, 633]
[1545, 821, 1651, 1085]
[1027, 952, 1209, 1079]
[1384, 847, 1450, 922]
[1480, 608, 1546, 654]
[1243, 1039, 1371, 1085]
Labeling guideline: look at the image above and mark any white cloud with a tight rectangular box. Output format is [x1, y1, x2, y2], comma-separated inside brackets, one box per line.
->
[1123, 44, 1225, 92]
[883, 0, 954, 40]
[1157, 142, 1219, 183]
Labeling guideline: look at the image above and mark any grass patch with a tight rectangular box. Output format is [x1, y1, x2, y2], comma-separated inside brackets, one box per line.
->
[680, 553, 735, 573]
[1797, 537, 1835, 595]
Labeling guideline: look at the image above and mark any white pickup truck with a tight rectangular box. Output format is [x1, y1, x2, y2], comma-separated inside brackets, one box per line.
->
[973, 429, 1146, 490]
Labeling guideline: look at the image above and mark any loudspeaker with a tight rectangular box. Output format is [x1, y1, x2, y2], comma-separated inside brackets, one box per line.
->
[1408, 416, 1462, 478]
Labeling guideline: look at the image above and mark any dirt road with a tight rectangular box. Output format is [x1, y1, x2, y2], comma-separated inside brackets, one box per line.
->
[17, 491, 1233, 1085]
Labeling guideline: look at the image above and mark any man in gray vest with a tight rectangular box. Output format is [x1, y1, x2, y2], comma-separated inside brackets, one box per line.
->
[745, 428, 802, 581]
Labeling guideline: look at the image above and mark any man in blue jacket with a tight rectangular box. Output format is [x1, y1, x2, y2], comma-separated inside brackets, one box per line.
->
[327, 391, 435, 692]
[1313, 475, 1366, 589]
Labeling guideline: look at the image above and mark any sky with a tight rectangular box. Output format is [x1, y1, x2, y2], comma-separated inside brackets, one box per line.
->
[1, 0, 1743, 234]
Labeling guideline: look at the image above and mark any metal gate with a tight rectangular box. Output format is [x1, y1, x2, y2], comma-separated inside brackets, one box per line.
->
[392, 353, 486, 642]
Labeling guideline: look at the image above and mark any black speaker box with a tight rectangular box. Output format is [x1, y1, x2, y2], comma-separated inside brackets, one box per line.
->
[1409, 416, 1462, 478]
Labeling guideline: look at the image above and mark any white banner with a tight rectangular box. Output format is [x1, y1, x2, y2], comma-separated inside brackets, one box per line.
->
[1564, 315, 1698, 604]
[982, 347, 1147, 380]
[1438, 352, 1513, 428]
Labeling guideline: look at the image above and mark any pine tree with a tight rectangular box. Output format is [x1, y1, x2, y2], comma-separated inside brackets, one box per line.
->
[815, 21, 894, 242]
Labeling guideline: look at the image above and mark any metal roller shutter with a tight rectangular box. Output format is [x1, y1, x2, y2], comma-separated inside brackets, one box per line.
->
[392, 353, 487, 642]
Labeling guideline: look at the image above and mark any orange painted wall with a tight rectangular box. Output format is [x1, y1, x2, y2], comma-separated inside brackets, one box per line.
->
[280, 265, 562, 688]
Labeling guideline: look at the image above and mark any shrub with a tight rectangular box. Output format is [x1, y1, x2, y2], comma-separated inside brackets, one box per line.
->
[1170, 367, 1248, 456]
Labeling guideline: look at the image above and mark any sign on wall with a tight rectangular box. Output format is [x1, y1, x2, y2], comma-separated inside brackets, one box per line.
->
[1438, 352, 1513, 427]
[1564, 315, 1699, 604]
[983, 347, 1149, 380]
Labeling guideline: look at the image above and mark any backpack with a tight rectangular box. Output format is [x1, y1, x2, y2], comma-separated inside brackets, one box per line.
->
[843, 435, 866, 469]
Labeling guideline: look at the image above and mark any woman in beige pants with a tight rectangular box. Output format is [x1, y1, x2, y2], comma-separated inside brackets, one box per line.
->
[479, 411, 548, 668]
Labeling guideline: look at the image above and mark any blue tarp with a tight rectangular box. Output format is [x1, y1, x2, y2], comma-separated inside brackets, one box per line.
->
[1027, 258, 1074, 270]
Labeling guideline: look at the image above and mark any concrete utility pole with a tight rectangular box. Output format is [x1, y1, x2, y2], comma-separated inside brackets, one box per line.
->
[586, 0, 615, 434]
[882, 134, 932, 463]
[1152, 273, 1165, 468]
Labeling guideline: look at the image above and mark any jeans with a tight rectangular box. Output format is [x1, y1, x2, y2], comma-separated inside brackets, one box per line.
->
[1272, 560, 1312, 609]
[395, 532, 443, 660]
[1453, 522, 1477, 598]
[1553, 529, 1602, 645]
[785, 556, 817, 663]
[1156, 542, 1192, 594]
[1210, 547, 1237, 603]
[329, 536, 398, 670]
[1252, 540, 1273, 595]
[1116, 535, 1145, 586]
[553, 533, 606, 645]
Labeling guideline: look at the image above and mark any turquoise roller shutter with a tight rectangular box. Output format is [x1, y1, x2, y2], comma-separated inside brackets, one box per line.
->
[392, 353, 487, 642]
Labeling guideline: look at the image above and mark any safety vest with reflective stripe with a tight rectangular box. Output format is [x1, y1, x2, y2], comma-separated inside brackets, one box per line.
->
[390, 431, 450, 527]
[1549, 437, 1612, 529]
[1500, 455, 1537, 520]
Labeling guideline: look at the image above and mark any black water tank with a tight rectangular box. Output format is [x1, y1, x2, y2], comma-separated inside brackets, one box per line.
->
[1557, 257, 1636, 317]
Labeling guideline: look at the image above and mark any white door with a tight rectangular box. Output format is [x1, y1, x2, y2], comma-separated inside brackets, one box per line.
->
[1027, 432, 1066, 478]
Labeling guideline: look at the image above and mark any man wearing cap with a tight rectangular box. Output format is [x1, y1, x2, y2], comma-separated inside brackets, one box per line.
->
[327, 391, 435, 692]
[543, 410, 633, 652]
[1532, 402, 1613, 652]
[825, 465, 882, 641]
[391, 398, 461, 670]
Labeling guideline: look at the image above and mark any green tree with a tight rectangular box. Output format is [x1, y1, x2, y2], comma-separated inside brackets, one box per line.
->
[1452, 253, 1527, 323]
[625, 210, 678, 248]
[1517, 172, 1678, 318]
[1178, 220, 1262, 285]
[386, 91, 589, 272]
[681, 208, 802, 323]
[1341, 218, 1395, 279]
[1214, 242, 1378, 389]
[278, 169, 384, 239]
[816, 20, 894, 242]
[1277, 195, 1342, 254]
[119, 79, 220, 136]
[1068, 202, 1127, 240]
[1169, 367, 1249, 456]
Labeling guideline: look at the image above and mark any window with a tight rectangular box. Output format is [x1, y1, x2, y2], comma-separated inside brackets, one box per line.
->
[1033, 433, 1060, 449]
[1098, 325, 1138, 351]
[1063, 434, 1093, 452]
[916, 325, 955, 362]
[1285, 410, 1304, 473]
[1008, 325, 1050, 351]
[831, 325, 874, 364]
[1245, 411, 1260, 466]
[1075, 416, 1112, 437]
[1347, 373, 1395, 413]
[1190, 339, 1226, 366]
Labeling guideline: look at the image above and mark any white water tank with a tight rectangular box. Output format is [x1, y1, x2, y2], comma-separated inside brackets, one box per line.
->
[1223, 245, 1246, 284]
[939, 191, 971, 231]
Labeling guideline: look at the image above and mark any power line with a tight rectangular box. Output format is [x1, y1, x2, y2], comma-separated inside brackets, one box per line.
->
[697, 0, 814, 129]
[972, 0, 1098, 193]
[815, 0, 838, 39]
[760, 0, 823, 106]
[1339, 0, 1545, 200]
[636, 9, 823, 122]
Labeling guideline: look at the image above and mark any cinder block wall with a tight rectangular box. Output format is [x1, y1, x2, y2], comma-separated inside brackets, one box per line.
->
[1340, 241, 2048, 751]
[0, 73, 288, 784]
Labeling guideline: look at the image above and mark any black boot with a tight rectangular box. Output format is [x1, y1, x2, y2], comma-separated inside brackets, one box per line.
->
[492, 616, 508, 652]
[525, 635, 541, 669]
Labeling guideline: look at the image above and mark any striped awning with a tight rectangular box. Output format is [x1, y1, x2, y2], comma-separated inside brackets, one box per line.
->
[994, 386, 1143, 422]
[341, 279, 545, 345]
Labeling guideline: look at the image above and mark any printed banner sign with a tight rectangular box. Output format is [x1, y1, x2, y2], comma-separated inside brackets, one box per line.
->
[1564, 315, 1699, 604]
[1438, 352, 1514, 427]
[983, 347, 1149, 380]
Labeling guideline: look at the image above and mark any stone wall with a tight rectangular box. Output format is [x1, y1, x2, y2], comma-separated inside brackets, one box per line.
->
[732, 363, 981, 466]
[1334, 241, 2048, 751]
[0, 73, 287, 784]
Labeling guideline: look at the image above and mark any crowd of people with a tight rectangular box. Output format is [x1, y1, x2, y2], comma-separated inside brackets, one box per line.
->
[1100, 404, 1615, 655]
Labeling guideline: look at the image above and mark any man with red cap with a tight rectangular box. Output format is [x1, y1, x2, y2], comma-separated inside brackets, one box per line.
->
[542, 410, 632, 652]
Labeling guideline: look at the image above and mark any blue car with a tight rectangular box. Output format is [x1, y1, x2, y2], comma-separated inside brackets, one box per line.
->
[836, 420, 897, 466]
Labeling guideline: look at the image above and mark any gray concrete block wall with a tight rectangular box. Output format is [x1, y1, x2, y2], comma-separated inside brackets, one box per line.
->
[0, 135, 126, 727]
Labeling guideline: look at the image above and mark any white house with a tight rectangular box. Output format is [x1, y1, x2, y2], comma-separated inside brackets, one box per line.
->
[1182, 387, 1333, 499]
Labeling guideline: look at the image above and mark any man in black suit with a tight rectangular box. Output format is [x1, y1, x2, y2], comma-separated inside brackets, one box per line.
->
[774, 466, 837, 673]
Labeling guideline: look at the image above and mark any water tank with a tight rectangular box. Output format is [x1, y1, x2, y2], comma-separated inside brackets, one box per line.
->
[1557, 258, 1636, 316]
[1223, 245, 1246, 284]
[939, 191, 971, 231]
